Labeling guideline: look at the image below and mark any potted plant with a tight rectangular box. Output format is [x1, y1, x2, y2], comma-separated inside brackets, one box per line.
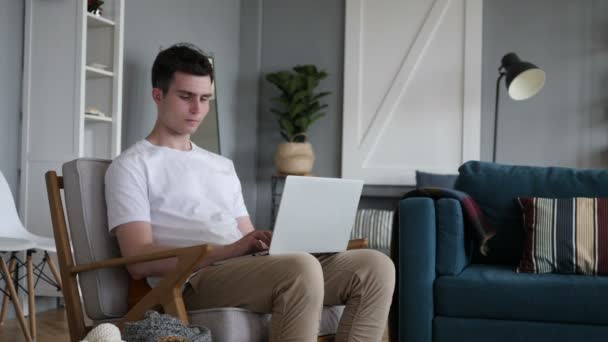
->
[266, 65, 330, 175]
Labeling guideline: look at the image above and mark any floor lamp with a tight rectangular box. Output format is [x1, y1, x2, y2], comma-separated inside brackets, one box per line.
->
[493, 52, 546, 162]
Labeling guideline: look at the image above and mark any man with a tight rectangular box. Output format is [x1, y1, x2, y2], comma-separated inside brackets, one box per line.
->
[105, 43, 395, 342]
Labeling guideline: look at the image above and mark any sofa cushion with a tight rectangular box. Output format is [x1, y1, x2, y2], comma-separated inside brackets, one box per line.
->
[435, 264, 608, 325]
[518, 197, 608, 275]
[434, 317, 608, 342]
[435, 199, 471, 276]
[415, 171, 458, 189]
[455, 161, 608, 265]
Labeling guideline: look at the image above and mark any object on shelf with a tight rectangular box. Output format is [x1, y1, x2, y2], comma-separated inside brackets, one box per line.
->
[85, 107, 107, 117]
[89, 63, 108, 70]
[88, 0, 104, 15]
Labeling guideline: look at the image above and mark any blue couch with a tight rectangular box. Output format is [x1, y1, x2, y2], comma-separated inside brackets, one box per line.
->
[391, 161, 608, 342]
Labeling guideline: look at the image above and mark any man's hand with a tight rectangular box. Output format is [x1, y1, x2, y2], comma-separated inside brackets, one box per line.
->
[230, 230, 273, 257]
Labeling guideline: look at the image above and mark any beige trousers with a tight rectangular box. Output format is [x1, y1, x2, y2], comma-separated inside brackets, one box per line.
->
[183, 249, 395, 342]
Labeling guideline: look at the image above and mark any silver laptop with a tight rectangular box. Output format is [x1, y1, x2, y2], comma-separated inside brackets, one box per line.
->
[268, 176, 364, 255]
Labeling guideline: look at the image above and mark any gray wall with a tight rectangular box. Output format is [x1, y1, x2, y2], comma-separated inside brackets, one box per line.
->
[254, 0, 608, 227]
[255, 0, 345, 229]
[0, 0, 24, 200]
[122, 0, 261, 220]
[482, 0, 608, 167]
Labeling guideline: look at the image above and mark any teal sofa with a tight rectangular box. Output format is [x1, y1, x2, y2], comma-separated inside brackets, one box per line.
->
[392, 161, 608, 342]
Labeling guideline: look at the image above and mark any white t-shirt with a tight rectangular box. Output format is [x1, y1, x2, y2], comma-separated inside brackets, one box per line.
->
[104, 139, 248, 248]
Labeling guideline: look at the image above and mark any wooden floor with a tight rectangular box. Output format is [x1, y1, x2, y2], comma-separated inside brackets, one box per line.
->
[0, 308, 390, 341]
[0, 308, 70, 342]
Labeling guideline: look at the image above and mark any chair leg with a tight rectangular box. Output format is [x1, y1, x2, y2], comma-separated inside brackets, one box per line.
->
[27, 251, 37, 340]
[0, 254, 17, 325]
[0, 257, 32, 342]
[45, 252, 62, 290]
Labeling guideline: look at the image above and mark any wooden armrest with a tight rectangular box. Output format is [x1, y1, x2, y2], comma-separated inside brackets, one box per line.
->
[118, 244, 212, 328]
[70, 245, 211, 274]
[347, 238, 368, 250]
[69, 244, 211, 328]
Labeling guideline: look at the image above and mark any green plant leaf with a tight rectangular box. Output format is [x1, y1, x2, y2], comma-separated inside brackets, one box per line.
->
[295, 117, 309, 129]
[309, 112, 326, 123]
[290, 103, 306, 117]
[293, 90, 308, 103]
[313, 91, 331, 101]
[267, 64, 332, 137]
[293, 64, 315, 75]
[266, 72, 291, 94]
[280, 118, 294, 134]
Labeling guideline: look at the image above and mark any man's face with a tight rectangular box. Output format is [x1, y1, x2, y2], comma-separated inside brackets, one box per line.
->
[152, 71, 213, 136]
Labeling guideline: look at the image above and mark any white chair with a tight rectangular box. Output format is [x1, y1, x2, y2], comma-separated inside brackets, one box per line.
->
[0, 171, 62, 342]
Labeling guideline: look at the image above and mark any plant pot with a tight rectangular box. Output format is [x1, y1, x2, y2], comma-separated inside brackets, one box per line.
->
[274, 142, 315, 175]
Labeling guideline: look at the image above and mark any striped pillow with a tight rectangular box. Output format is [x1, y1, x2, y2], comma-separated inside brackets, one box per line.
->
[350, 209, 394, 253]
[517, 197, 608, 275]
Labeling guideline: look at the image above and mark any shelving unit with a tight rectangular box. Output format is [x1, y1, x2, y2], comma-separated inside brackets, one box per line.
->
[20, 0, 124, 297]
[85, 114, 113, 123]
[87, 12, 116, 27]
[86, 65, 114, 79]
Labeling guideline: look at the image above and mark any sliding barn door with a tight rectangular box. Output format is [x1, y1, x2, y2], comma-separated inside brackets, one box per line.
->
[342, 0, 482, 185]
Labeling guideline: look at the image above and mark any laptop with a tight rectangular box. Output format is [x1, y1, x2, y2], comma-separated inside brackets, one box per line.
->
[267, 176, 364, 255]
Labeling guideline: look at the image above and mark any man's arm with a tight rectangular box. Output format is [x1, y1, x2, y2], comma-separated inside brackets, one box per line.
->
[115, 221, 272, 280]
[236, 216, 255, 235]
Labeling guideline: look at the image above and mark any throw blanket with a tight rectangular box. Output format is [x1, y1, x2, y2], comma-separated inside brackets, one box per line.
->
[398, 187, 496, 255]
[123, 311, 211, 342]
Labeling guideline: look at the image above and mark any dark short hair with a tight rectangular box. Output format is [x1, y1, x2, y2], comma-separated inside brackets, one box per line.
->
[151, 43, 214, 94]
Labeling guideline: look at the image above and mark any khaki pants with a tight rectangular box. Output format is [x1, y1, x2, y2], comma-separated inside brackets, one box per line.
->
[183, 249, 395, 342]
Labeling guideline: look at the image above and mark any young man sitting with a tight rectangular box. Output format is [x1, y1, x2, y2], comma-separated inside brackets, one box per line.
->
[104, 43, 395, 342]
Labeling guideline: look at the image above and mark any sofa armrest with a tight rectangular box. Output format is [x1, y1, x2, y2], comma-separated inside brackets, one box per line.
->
[393, 197, 436, 342]
[435, 198, 472, 276]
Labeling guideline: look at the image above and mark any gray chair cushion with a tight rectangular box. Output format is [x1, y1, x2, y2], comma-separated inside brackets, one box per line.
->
[189, 305, 344, 342]
[63, 158, 128, 320]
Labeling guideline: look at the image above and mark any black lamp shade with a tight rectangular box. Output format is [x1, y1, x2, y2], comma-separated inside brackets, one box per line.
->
[501, 53, 545, 100]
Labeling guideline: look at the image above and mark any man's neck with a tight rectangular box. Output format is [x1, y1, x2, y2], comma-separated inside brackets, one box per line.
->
[146, 125, 192, 151]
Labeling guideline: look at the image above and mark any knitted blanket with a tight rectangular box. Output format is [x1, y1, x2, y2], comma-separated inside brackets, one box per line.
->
[397, 187, 495, 255]
[123, 311, 211, 342]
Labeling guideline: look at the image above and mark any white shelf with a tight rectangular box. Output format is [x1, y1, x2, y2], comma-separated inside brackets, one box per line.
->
[87, 13, 115, 28]
[84, 114, 113, 123]
[86, 66, 114, 79]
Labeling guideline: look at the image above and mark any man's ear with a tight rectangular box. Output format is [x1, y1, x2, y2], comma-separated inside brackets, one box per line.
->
[151, 88, 163, 105]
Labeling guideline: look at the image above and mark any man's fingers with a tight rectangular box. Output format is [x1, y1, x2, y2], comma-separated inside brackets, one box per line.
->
[254, 230, 271, 245]
[258, 240, 269, 250]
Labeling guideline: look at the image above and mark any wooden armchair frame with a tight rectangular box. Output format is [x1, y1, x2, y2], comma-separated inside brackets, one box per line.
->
[45, 171, 367, 342]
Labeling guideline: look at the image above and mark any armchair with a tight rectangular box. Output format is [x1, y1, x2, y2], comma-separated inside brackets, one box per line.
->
[46, 158, 366, 342]
[391, 161, 608, 342]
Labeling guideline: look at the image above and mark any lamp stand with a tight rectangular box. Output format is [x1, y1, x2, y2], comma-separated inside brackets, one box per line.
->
[492, 71, 506, 163]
